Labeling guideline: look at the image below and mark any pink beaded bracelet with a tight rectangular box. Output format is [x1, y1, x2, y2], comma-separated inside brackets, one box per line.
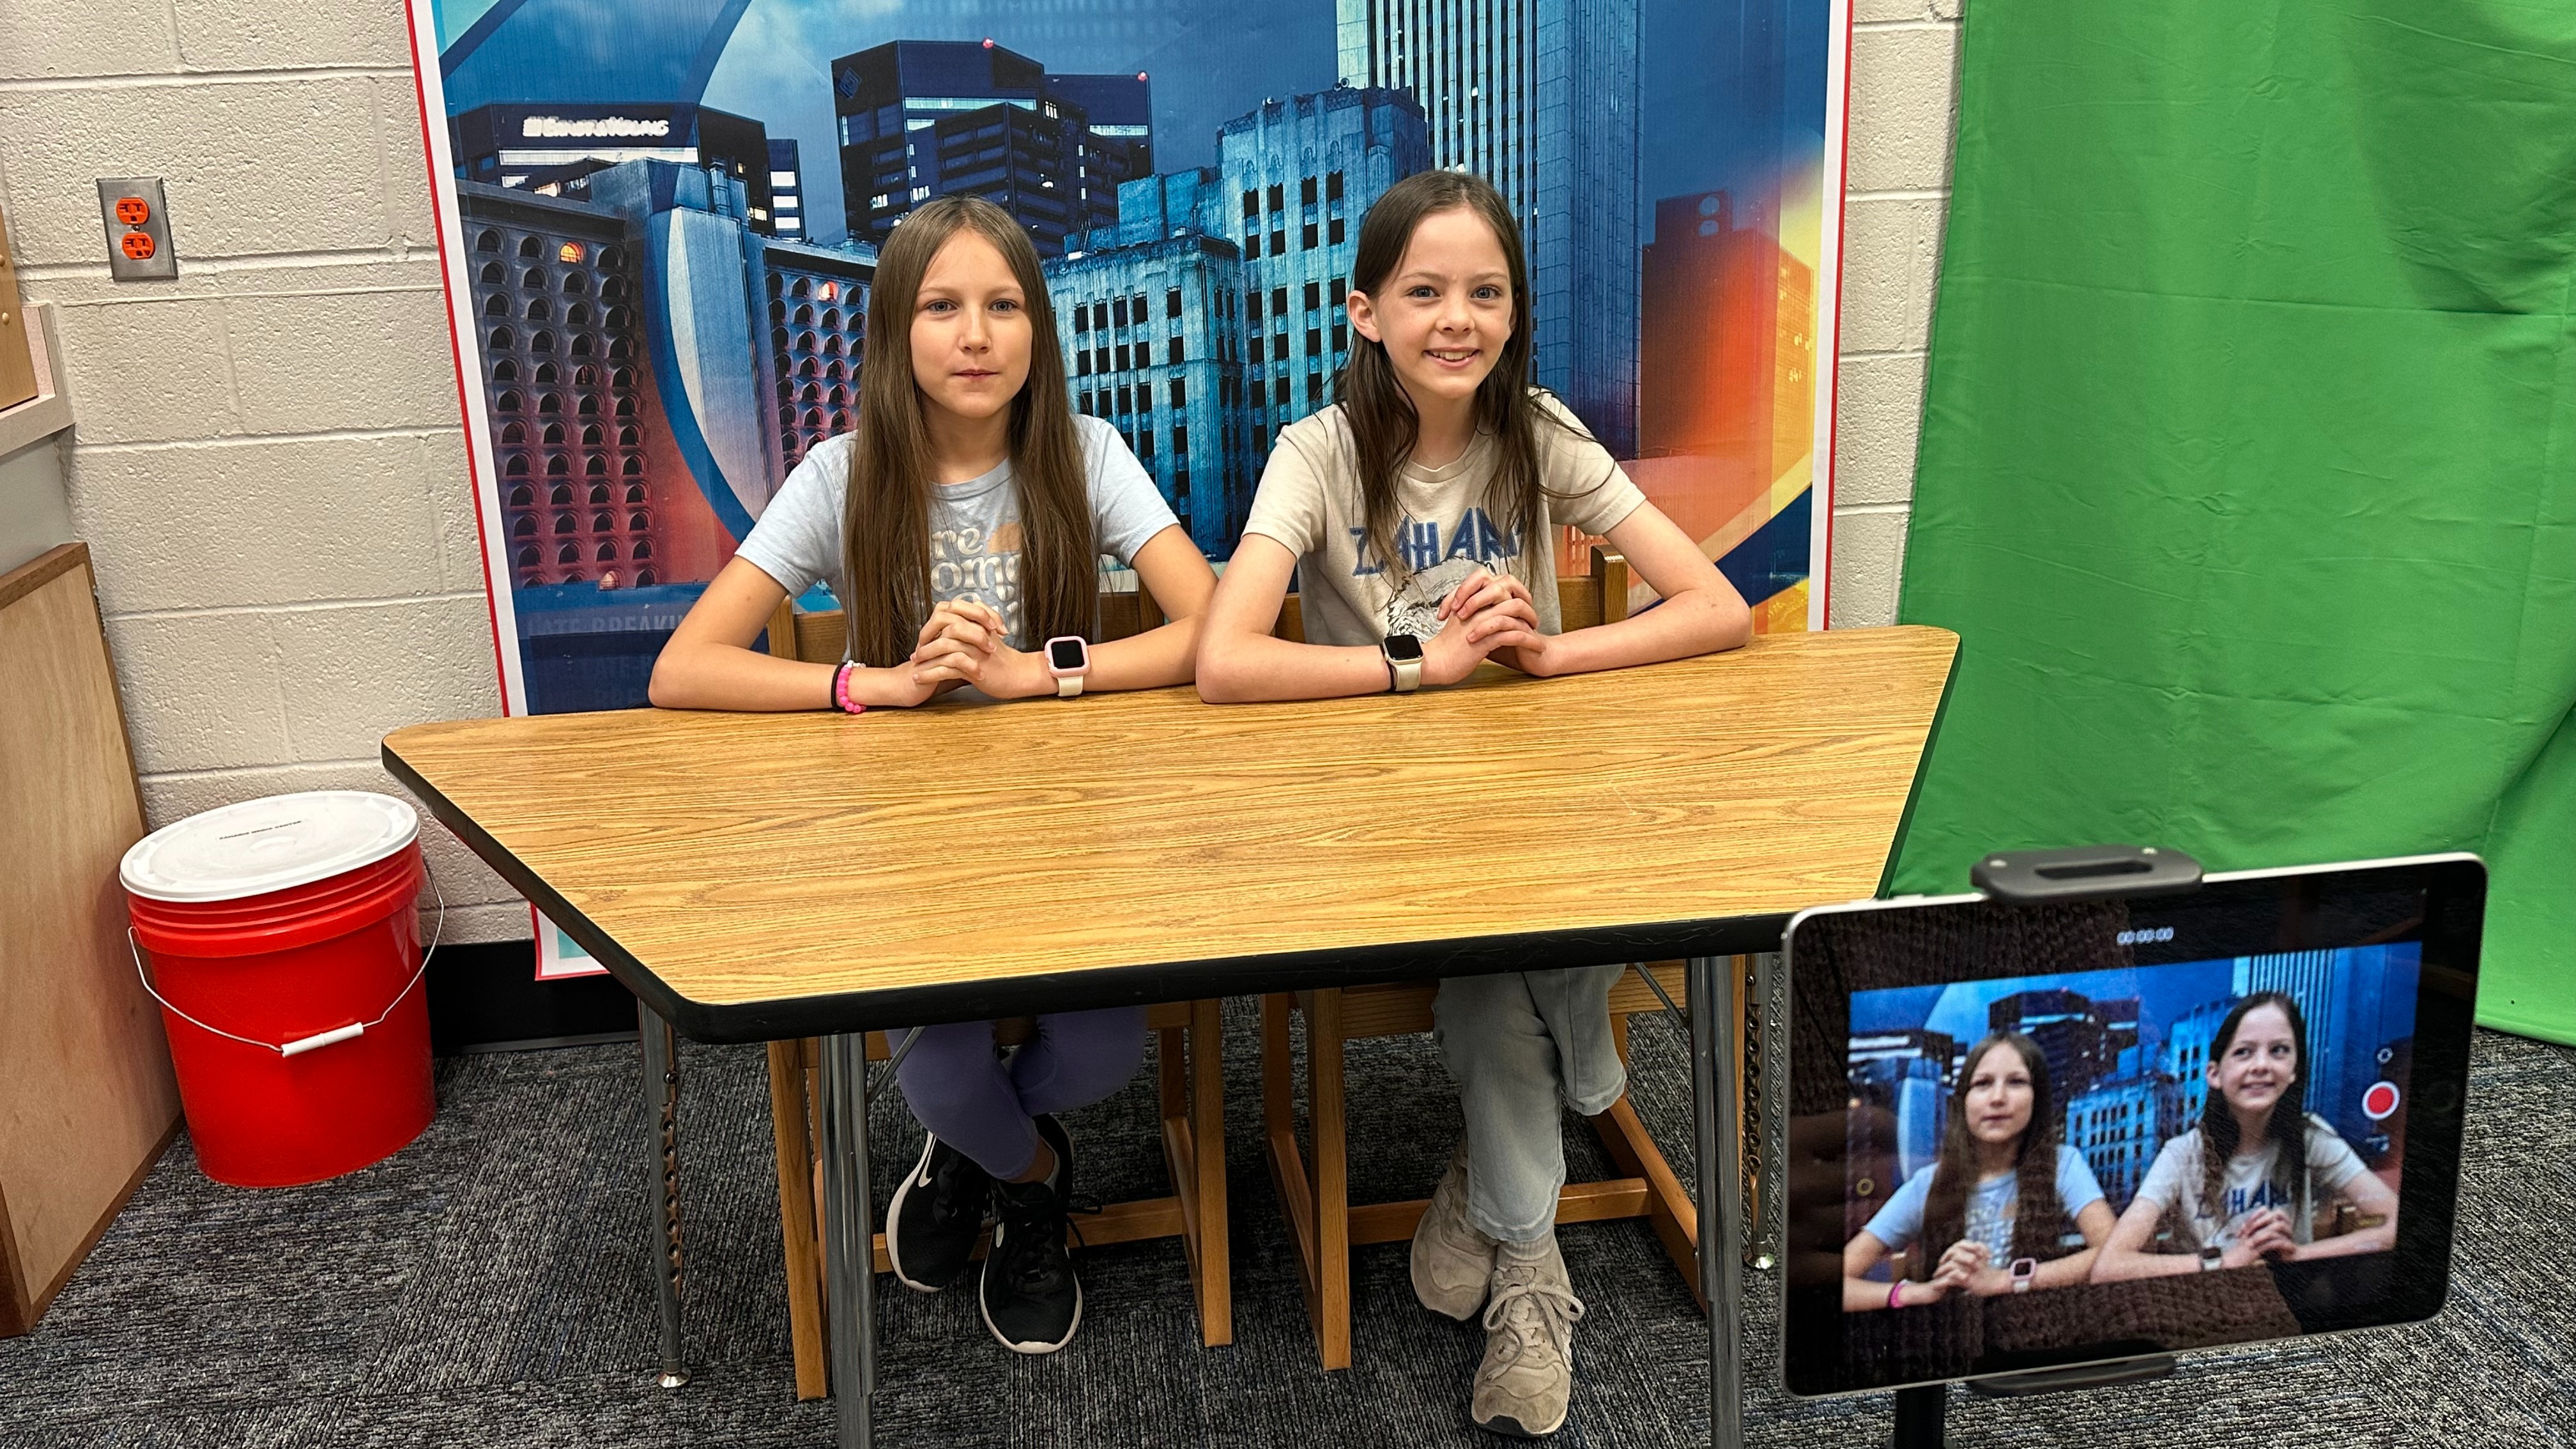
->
[831, 661, 866, 715]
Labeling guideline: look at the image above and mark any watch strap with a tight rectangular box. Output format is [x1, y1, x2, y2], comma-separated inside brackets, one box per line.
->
[1057, 673, 1083, 698]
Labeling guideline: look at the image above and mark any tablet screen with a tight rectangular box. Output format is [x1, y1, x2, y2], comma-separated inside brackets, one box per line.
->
[1779, 855, 2481, 1397]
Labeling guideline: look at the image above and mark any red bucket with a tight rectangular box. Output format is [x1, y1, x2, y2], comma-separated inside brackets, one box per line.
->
[120, 792, 439, 1188]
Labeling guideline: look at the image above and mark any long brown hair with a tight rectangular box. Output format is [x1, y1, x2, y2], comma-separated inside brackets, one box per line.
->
[1914, 1032, 2073, 1276]
[839, 195, 1094, 666]
[1335, 170, 1595, 587]
[2196, 991, 2312, 1232]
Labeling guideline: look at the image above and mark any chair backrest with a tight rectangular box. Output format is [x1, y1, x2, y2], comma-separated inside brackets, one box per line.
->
[767, 545, 1629, 661]
[1268, 545, 1630, 645]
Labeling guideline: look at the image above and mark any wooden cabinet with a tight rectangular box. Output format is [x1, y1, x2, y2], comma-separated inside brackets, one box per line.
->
[0, 208, 34, 413]
[0, 542, 179, 1335]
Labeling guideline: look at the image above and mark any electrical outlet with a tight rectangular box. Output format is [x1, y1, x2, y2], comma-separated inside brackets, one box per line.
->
[96, 178, 178, 280]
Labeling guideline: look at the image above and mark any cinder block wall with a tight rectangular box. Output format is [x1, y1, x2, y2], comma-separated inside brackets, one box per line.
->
[0, 2, 1959, 944]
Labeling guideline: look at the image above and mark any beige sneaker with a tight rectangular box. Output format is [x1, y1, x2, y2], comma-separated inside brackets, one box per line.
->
[1411, 1148, 1498, 1320]
[1471, 1234, 1585, 1438]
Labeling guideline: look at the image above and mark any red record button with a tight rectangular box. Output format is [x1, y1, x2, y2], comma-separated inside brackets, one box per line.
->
[2361, 1081, 2401, 1121]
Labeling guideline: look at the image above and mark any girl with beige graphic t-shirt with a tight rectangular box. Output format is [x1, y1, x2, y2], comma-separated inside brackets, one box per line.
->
[1197, 169, 1752, 1439]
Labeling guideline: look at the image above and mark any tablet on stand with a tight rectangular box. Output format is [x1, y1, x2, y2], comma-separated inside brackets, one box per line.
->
[1778, 847, 2482, 1445]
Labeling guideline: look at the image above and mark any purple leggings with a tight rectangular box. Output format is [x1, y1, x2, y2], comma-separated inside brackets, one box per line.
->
[893, 1006, 1147, 1179]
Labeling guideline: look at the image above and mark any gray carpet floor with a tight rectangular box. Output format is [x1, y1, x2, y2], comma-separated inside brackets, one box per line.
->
[1, 1010, 2568, 1448]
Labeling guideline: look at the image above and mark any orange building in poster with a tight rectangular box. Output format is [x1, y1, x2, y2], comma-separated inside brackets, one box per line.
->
[1609, 189, 1817, 627]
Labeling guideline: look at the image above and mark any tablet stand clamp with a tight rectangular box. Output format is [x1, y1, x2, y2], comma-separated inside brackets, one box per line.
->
[1889, 843, 2203, 1448]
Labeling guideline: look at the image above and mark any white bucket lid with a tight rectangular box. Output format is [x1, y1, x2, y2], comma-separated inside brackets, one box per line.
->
[121, 790, 420, 903]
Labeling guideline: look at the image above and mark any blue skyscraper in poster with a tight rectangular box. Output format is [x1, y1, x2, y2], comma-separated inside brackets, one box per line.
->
[1048, 231, 1250, 552]
[832, 40, 1153, 258]
[1335, 0, 1641, 457]
[1042, 85, 1431, 552]
[1217, 87, 1433, 452]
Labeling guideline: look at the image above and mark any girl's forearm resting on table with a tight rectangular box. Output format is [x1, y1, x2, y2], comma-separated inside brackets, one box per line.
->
[1498, 503, 1754, 677]
[1202, 632, 1404, 702]
[1499, 581, 1749, 678]
[1078, 614, 1204, 693]
[649, 638, 836, 711]
[1197, 535, 1393, 702]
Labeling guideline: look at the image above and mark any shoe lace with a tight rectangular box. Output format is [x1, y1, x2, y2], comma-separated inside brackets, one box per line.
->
[992, 1182, 1076, 1294]
[928, 1146, 988, 1229]
[1481, 1269, 1584, 1372]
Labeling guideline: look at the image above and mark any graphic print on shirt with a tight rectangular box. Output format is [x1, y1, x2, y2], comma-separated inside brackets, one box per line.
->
[931, 517, 1024, 641]
[1355, 507, 1524, 638]
[2223, 1176, 2296, 1224]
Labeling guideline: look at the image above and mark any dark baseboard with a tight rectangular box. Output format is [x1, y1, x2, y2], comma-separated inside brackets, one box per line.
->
[427, 939, 640, 1056]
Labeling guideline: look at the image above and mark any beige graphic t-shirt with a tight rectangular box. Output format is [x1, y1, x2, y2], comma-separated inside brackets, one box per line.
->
[1241, 394, 1647, 648]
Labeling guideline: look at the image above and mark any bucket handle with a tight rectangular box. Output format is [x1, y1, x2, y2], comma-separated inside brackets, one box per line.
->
[129, 866, 447, 1058]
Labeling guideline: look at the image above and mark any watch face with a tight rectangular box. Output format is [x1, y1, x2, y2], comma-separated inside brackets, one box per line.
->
[1048, 637, 1087, 671]
[1383, 633, 1425, 663]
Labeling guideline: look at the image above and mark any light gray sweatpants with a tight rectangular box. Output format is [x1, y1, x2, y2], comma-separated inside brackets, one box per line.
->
[1431, 963, 1630, 1243]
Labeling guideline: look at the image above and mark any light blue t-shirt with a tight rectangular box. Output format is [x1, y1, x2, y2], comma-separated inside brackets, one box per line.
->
[735, 414, 1177, 652]
[1862, 1145, 2106, 1263]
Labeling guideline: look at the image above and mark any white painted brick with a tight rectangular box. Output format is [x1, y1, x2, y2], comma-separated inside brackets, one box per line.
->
[0, 0, 181, 82]
[13, 272, 190, 310]
[137, 760, 519, 910]
[1932, 0, 1965, 21]
[222, 284, 456, 434]
[173, 0, 411, 71]
[65, 433, 457, 613]
[440, 901, 536, 944]
[45, 298, 243, 444]
[418, 429, 491, 594]
[1837, 197, 1940, 355]
[210, 256, 440, 296]
[265, 594, 502, 763]
[1834, 352, 1928, 507]
[103, 610, 290, 774]
[1853, 0, 1930, 22]
[1829, 509, 1911, 628]
[374, 75, 440, 253]
[1847, 25, 1960, 194]
[0, 78, 396, 264]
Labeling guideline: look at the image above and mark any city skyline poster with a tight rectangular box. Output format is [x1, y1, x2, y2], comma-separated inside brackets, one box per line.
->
[402, 0, 1852, 976]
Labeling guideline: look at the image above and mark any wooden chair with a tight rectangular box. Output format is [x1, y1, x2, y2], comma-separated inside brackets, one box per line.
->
[1260, 548, 1732, 1370]
[759, 583, 1224, 1400]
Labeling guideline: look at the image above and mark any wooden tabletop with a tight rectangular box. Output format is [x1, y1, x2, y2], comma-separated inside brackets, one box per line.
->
[383, 625, 1956, 1041]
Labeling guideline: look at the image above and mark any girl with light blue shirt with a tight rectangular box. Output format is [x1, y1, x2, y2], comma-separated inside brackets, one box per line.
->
[1843, 1031, 2118, 1308]
[648, 196, 1216, 1358]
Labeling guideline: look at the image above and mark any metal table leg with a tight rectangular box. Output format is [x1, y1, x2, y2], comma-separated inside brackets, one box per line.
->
[638, 1002, 688, 1390]
[1688, 956, 1746, 1448]
[818, 1031, 877, 1449]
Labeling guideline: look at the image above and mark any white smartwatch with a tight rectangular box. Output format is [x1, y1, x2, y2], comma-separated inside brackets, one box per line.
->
[1045, 636, 1090, 698]
[1381, 633, 1423, 693]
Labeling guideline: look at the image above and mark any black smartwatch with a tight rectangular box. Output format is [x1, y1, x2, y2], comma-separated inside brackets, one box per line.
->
[1381, 633, 1423, 693]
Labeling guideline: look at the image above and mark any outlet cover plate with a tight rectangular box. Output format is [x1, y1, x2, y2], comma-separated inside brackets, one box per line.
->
[97, 177, 178, 281]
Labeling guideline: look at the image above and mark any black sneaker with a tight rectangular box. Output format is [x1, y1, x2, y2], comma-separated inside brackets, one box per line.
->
[979, 1117, 1082, 1354]
[885, 1133, 990, 1293]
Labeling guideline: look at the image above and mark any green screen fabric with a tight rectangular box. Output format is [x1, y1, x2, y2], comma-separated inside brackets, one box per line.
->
[1892, 1, 2576, 1042]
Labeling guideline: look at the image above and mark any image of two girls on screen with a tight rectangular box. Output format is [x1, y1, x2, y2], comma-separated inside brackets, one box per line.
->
[1843, 991, 2400, 1310]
